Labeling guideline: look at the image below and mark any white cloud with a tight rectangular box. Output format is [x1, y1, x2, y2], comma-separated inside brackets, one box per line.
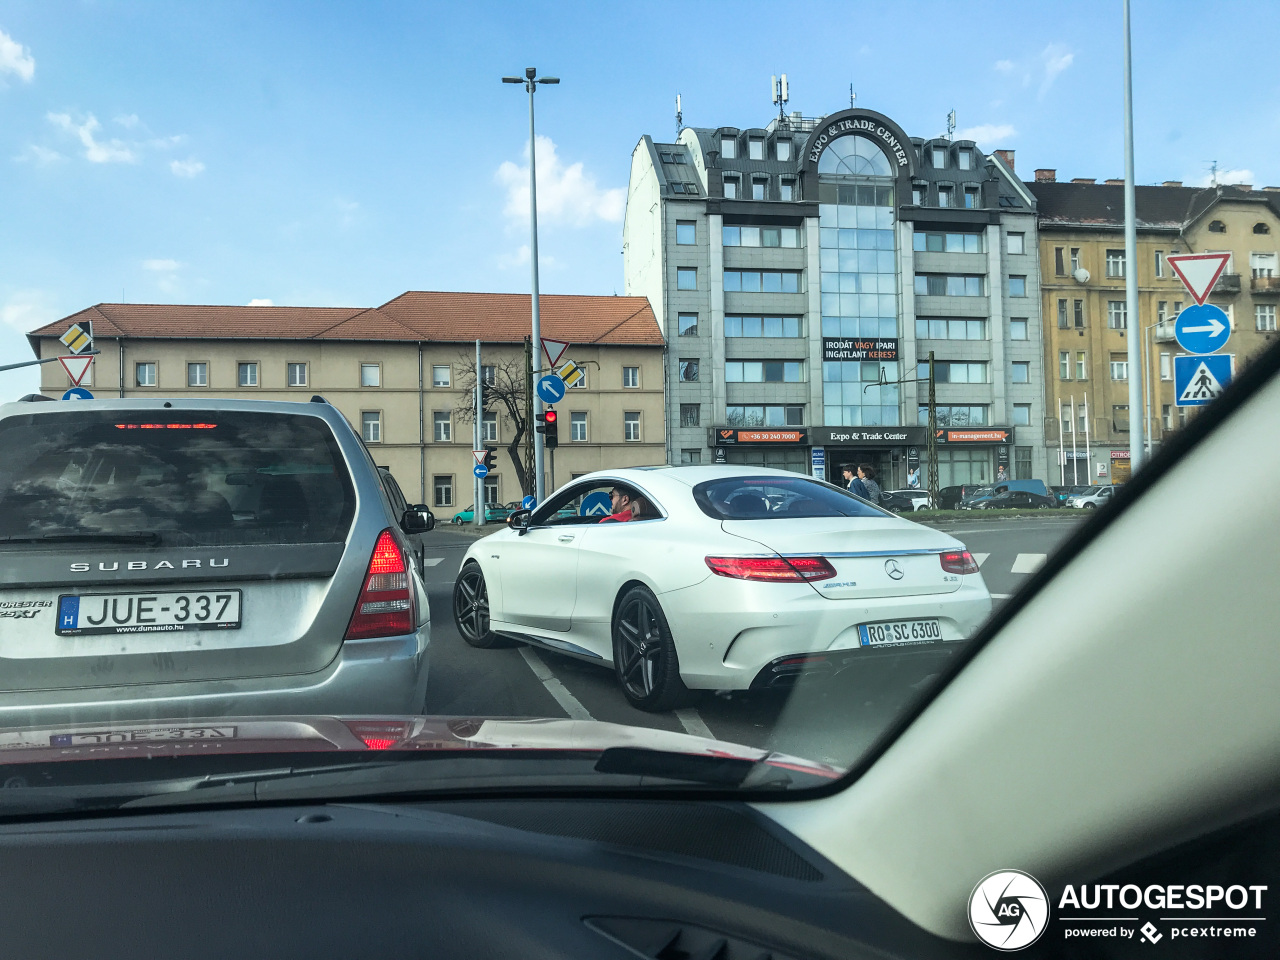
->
[1, 289, 56, 332]
[994, 59, 1016, 74]
[48, 112, 136, 163]
[246, 298, 274, 307]
[114, 113, 140, 129]
[496, 135, 625, 228]
[1193, 168, 1255, 188]
[956, 123, 1016, 146]
[0, 29, 35, 83]
[1039, 43, 1074, 97]
[142, 258, 181, 272]
[170, 157, 204, 178]
[13, 144, 63, 164]
[496, 244, 557, 271]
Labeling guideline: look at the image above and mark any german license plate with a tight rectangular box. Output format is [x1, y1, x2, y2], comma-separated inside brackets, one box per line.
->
[858, 618, 942, 647]
[56, 590, 242, 636]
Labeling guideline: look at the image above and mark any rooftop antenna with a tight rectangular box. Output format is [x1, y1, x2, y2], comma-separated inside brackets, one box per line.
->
[771, 73, 788, 121]
[1208, 159, 1219, 187]
[675, 93, 682, 138]
[849, 84, 856, 109]
[946, 109, 956, 141]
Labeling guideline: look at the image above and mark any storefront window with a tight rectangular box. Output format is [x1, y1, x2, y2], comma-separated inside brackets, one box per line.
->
[931, 447, 992, 487]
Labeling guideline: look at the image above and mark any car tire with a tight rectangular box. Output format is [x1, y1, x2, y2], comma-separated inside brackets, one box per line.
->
[1037, 503, 1049, 510]
[612, 584, 691, 713]
[1083, 502, 1097, 509]
[453, 562, 511, 648]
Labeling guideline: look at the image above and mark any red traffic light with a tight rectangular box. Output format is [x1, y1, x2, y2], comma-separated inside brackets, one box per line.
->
[543, 409, 557, 424]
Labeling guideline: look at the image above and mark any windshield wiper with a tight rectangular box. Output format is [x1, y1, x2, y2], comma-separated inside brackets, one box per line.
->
[0, 532, 163, 546]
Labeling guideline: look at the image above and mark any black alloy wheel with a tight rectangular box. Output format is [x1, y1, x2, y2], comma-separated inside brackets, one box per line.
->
[611, 584, 691, 712]
[453, 563, 509, 648]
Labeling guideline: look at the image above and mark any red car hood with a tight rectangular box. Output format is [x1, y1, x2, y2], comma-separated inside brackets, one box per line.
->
[0, 716, 844, 779]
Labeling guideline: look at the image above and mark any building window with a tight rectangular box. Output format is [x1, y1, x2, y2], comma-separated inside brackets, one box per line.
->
[1162, 404, 1172, 429]
[570, 411, 587, 441]
[1110, 356, 1129, 380]
[963, 186, 980, 209]
[1160, 352, 1172, 380]
[1155, 250, 1165, 277]
[914, 317, 986, 340]
[623, 366, 640, 388]
[238, 362, 258, 387]
[680, 449, 702, 465]
[1173, 300, 1183, 317]
[1255, 222, 1271, 235]
[912, 184, 927, 205]
[914, 274, 985, 296]
[1076, 352, 1087, 380]
[1060, 401, 1074, 432]
[678, 359, 699, 382]
[776, 140, 791, 161]
[1258, 304, 1278, 331]
[932, 146, 947, 168]
[917, 361, 987, 384]
[1107, 300, 1128, 329]
[1208, 220, 1226, 233]
[723, 177, 738, 199]
[1070, 248, 1081, 273]
[624, 412, 641, 442]
[1010, 318, 1028, 340]
[726, 405, 804, 426]
[357, 362, 379, 388]
[912, 231, 983, 253]
[433, 411, 451, 442]
[432, 365, 450, 387]
[1055, 247, 1066, 275]
[1113, 405, 1130, 431]
[1157, 301, 1168, 322]
[727, 315, 802, 337]
[917, 405, 988, 427]
[1074, 300, 1085, 327]
[483, 476, 500, 505]
[361, 411, 381, 443]
[677, 267, 697, 290]
[1015, 445, 1032, 480]
[725, 360, 803, 382]
[1011, 361, 1030, 383]
[720, 136, 736, 159]
[135, 362, 156, 387]
[570, 368, 587, 389]
[1013, 404, 1031, 426]
[937, 186, 953, 208]
[676, 221, 696, 245]
[1057, 300, 1068, 328]
[748, 138, 763, 160]
[1251, 252, 1278, 278]
[751, 179, 766, 200]
[433, 476, 453, 508]
[187, 362, 207, 387]
[1059, 351, 1071, 380]
[723, 226, 801, 247]
[779, 180, 795, 201]
[482, 411, 497, 443]
[287, 362, 307, 387]
[1106, 250, 1126, 278]
[1007, 232, 1025, 255]
[678, 313, 698, 336]
[1009, 275, 1027, 297]
[723, 270, 802, 293]
[958, 149, 973, 170]
[679, 403, 700, 427]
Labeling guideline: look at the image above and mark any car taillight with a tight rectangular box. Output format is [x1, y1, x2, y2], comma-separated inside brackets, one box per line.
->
[344, 528, 416, 640]
[705, 555, 836, 582]
[940, 550, 979, 575]
[343, 720, 413, 749]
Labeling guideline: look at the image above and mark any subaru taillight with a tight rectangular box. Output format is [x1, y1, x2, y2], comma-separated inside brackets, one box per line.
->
[940, 550, 979, 575]
[705, 555, 837, 582]
[344, 529, 416, 640]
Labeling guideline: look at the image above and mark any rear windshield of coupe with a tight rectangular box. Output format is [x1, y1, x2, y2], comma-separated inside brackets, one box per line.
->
[692, 476, 886, 520]
[0, 410, 356, 547]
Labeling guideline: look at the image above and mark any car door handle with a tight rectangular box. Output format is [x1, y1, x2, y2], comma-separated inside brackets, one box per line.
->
[557, 534, 575, 543]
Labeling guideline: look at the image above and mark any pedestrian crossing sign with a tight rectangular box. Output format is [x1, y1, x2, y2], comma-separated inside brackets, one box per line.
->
[1174, 353, 1233, 407]
[59, 323, 92, 355]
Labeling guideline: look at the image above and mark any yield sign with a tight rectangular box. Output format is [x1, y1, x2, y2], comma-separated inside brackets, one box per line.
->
[472, 450, 487, 465]
[1167, 253, 1232, 306]
[58, 355, 93, 386]
[540, 338, 569, 367]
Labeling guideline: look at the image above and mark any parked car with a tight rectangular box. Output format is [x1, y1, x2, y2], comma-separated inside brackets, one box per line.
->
[968, 490, 1058, 510]
[377, 467, 435, 575]
[886, 489, 934, 511]
[453, 466, 990, 711]
[1068, 485, 1117, 509]
[937, 485, 967, 510]
[0, 396, 432, 724]
[959, 478, 1051, 508]
[451, 503, 512, 524]
[1051, 484, 1093, 505]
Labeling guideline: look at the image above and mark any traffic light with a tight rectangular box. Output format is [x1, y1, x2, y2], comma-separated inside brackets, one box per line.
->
[536, 408, 559, 449]
[479, 381, 491, 409]
[482, 446, 497, 470]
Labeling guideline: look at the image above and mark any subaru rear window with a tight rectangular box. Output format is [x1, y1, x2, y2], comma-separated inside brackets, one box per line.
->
[692, 476, 886, 520]
[0, 410, 355, 547]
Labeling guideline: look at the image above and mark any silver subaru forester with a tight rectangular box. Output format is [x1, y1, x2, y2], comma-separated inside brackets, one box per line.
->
[0, 396, 431, 726]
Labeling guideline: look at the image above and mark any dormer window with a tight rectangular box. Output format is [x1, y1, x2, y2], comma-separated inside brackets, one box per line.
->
[932, 146, 947, 168]
[958, 149, 973, 170]
[1208, 220, 1226, 233]
[776, 140, 792, 161]
[748, 139, 764, 160]
[720, 136, 737, 160]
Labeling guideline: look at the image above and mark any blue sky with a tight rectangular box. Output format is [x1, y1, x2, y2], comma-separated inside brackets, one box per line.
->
[3, 0, 1278, 399]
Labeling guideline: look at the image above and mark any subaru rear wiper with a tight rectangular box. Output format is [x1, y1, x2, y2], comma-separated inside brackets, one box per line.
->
[0, 532, 163, 545]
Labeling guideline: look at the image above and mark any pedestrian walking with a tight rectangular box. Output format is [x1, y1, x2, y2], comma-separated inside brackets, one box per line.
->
[858, 464, 882, 505]
[842, 463, 869, 499]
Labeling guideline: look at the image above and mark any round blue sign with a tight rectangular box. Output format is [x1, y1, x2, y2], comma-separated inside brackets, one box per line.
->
[62, 387, 94, 401]
[473, 464, 488, 479]
[579, 491, 613, 518]
[536, 375, 566, 404]
[522, 495, 536, 510]
[1174, 303, 1231, 355]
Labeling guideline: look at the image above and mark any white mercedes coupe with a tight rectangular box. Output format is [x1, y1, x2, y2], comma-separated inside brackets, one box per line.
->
[452, 466, 992, 711]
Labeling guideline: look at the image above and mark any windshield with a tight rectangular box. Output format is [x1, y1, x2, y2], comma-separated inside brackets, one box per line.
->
[0, 7, 1273, 824]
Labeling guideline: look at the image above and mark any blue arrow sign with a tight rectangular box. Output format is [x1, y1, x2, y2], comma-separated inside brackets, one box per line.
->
[579, 491, 612, 517]
[1174, 303, 1231, 355]
[521, 495, 536, 510]
[1174, 353, 1233, 407]
[473, 464, 488, 479]
[536, 374, 566, 405]
[62, 387, 94, 401]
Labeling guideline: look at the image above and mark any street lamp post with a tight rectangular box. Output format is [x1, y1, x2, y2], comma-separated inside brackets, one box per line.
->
[503, 68, 559, 502]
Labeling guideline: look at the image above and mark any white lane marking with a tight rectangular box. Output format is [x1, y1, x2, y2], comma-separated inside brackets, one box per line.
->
[518, 647, 593, 721]
[421, 558, 443, 567]
[972, 552, 990, 567]
[991, 593, 1013, 599]
[1010, 553, 1047, 575]
[674, 707, 714, 740]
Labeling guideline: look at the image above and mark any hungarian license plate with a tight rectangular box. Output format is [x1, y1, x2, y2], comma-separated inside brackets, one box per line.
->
[50, 726, 237, 747]
[858, 618, 942, 647]
[56, 590, 242, 636]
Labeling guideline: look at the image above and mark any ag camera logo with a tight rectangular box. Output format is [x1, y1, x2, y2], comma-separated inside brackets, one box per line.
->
[969, 869, 1050, 951]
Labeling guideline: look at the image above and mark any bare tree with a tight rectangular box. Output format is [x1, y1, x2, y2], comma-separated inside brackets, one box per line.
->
[452, 351, 533, 496]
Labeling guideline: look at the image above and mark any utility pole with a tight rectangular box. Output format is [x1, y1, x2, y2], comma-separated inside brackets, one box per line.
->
[1122, 0, 1145, 471]
[474, 339, 484, 529]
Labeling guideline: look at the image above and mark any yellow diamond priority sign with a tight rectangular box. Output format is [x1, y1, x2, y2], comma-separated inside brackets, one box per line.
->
[555, 359, 584, 388]
[59, 323, 92, 355]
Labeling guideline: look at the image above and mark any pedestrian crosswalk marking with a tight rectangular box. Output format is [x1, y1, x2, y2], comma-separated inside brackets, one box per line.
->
[1010, 553, 1046, 575]
[972, 553, 990, 568]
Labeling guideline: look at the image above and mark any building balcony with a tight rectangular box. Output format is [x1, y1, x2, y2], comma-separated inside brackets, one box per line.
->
[1212, 273, 1242, 296]
[1153, 320, 1177, 341]
[1251, 275, 1280, 295]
